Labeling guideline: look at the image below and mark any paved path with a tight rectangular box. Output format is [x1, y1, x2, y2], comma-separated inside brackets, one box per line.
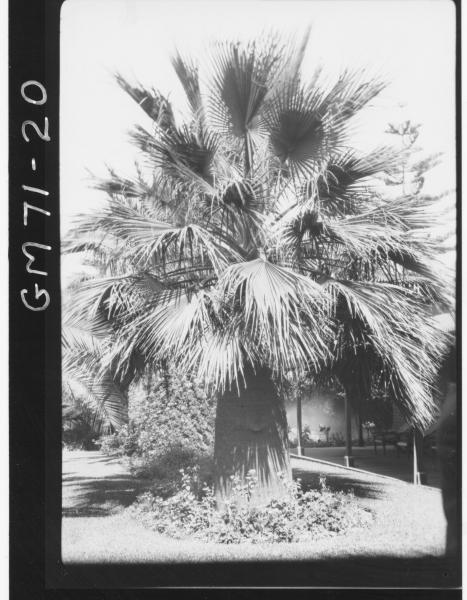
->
[62, 449, 152, 517]
[292, 445, 441, 488]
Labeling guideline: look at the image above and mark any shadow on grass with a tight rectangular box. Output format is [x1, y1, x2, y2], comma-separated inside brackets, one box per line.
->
[293, 467, 387, 499]
[63, 459, 388, 519]
[63, 474, 152, 517]
[63, 455, 122, 465]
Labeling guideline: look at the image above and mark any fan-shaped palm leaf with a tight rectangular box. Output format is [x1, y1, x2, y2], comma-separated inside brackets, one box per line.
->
[130, 124, 219, 194]
[217, 258, 331, 372]
[116, 73, 175, 130]
[171, 51, 203, 117]
[325, 279, 450, 428]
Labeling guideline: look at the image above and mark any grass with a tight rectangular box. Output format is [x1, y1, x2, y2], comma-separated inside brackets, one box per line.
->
[62, 450, 448, 566]
[62, 485, 446, 563]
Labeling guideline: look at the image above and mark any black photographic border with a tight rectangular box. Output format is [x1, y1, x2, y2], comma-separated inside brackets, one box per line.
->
[9, 0, 462, 596]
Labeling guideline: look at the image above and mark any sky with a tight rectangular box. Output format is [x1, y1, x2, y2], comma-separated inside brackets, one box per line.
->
[60, 0, 456, 279]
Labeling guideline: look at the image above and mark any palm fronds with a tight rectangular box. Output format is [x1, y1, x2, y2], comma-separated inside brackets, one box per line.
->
[172, 51, 203, 117]
[315, 147, 399, 215]
[64, 31, 453, 429]
[62, 322, 128, 432]
[116, 73, 175, 130]
[325, 279, 450, 428]
[263, 71, 386, 180]
[217, 258, 331, 374]
[207, 35, 285, 138]
[130, 124, 218, 194]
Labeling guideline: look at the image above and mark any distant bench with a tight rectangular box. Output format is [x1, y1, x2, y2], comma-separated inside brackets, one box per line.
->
[372, 429, 437, 457]
[372, 430, 400, 455]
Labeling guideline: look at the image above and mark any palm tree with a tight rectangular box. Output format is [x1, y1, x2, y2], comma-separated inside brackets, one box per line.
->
[62, 275, 130, 433]
[64, 30, 452, 505]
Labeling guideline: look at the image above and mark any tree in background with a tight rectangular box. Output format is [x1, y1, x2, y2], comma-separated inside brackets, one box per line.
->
[384, 118, 442, 196]
[64, 30, 452, 504]
[62, 276, 129, 434]
[62, 382, 100, 449]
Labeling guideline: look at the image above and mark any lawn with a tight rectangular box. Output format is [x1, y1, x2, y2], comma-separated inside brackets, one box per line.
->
[62, 450, 448, 565]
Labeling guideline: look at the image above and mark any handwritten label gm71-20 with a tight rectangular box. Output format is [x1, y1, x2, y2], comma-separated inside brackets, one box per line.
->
[20, 80, 51, 312]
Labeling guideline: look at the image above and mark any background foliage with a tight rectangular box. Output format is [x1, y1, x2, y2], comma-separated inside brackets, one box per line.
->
[98, 367, 216, 494]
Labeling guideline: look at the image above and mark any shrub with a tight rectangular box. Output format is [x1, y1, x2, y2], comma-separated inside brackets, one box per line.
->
[97, 368, 216, 491]
[129, 469, 373, 544]
[62, 426, 98, 451]
[97, 425, 139, 456]
[98, 369, 215, 457]
[127, 369, 215, 459]
[129, 445, 214, 498]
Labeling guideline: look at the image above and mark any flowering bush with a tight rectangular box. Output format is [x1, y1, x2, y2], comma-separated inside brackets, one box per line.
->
[129, 468, 373, 544]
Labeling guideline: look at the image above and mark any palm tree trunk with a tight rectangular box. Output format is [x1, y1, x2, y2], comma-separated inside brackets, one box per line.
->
[213, 364, 291, 506]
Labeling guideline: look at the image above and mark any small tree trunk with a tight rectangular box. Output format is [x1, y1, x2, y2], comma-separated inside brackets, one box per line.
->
[357, 412, 365, 447]
[413, 427, 427, 485]
[214, 364, 291, 506]
[344, 391, 354, 467]
[296, 394, 303, 456]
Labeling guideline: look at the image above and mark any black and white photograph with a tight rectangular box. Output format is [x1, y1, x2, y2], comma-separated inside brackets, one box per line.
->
[12, 0, 460, 592]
